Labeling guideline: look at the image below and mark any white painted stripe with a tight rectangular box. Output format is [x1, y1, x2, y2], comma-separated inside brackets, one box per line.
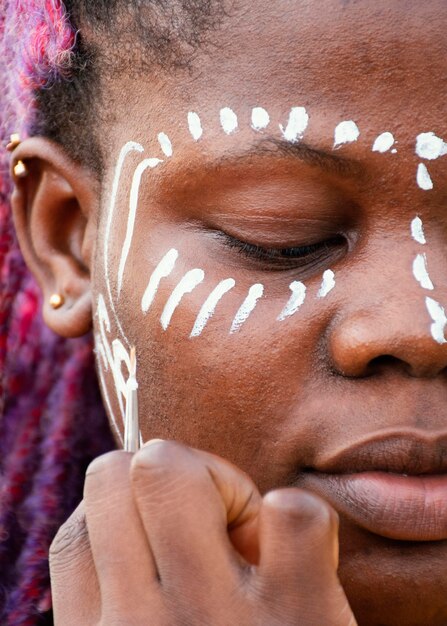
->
[160, 269, 205, 330]
[141, 249, 179, 313]
[413, 254, 434, 290]
[318, 270, 336, 298]
[426, 297, 447, 344]
[118, 157, 163, 297]
[105, 141, 144, 345]
[190, 278, 235, 337]
[277, 281, 306, 321]
[230, 284, 264, 334]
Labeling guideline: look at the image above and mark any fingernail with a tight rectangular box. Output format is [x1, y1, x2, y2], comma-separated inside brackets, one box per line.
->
[143, 438, 165, 448]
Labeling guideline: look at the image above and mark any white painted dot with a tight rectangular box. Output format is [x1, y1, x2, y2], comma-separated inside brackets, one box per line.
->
[372, 132, 395, 153]
[188, 112, 203, 141]
[411, 216, 426, 245]
[158, 132, 173, 157]
[251, 107, 270, 131]
[334, 121, 360, 149]
[280, 107, 309, 143]
[220, 107, 238, 135]
[415, 132, 447, 160]
[417, 163, 433, 190]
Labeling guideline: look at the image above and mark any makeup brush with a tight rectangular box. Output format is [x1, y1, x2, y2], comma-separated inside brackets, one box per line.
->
[124, 347, 140, 453]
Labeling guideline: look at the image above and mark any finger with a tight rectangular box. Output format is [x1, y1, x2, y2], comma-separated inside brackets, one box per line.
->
[130, 440, 262, 600]
[256, 489, 356, 624]
[50, 501, 100, 626]
[84, 450, 161, 614]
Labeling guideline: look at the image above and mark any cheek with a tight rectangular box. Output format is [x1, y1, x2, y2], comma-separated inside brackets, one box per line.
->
[113, 236, 333, 481]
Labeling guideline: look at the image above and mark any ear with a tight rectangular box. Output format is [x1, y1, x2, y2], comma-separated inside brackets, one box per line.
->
[10, 137, 100, 338]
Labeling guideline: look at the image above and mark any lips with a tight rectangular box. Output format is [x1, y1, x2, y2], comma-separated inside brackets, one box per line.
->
[297, 431, 447, 541]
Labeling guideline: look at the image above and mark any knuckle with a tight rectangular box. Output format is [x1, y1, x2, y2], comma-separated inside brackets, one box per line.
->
[49, 513, 89, 565]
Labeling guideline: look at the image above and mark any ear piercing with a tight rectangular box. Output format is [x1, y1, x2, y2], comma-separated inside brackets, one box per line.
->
[6, 133, 21, 151]
[13, 160, 28, 178]
[49, 294, 65, 310]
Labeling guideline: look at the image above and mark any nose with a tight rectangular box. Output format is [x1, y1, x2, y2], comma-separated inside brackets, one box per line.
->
[329, 296, 447, 379]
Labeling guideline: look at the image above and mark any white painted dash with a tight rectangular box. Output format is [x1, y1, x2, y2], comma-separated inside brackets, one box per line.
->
[230, 284, 264, 334]
[190, 278, 235, 337]
[426, 297, 447, 344]
[158, 132, 173, 157]
[220, 107, 238, 135]
[188, 112, 203, 141]
[160, 268, 205, 331]
[318, 270, 336, 298]
[334, 121, 360, 149]
[251, 107, 270, 131]
[413, 254, 434, 290]
[417, 163, 433, 190]
[411, 216, 426, 245]
[277, 281, 307, 321]
[141, 248, 179, 313]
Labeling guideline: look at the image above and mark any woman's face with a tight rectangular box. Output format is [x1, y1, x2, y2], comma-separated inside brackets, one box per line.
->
[91, 1, 447, 623]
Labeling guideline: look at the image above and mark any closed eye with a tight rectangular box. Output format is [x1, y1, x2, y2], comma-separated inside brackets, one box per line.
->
[215, 231, 347, 272]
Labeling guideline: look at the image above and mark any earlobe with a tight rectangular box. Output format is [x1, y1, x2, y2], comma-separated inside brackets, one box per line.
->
[10, 137, 100, 338]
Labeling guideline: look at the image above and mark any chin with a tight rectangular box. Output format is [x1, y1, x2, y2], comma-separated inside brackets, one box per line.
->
[338, 521, 447, 626]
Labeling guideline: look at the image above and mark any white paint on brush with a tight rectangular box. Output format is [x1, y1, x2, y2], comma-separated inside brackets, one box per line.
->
[334, 121, 360, 149]
[158, 132, 173, 157]
[188, 112, 203, 141]
[317, 270, 336, 298]
[411, 216, 426, 245]
[372, 132, 395, 153]
[280, 107, 309, 142]
[160, 268, 205, 330]
[413, 254, 434, 290]
[417, 163, 433, 190]
[277, 281, 307, 321]
[105, 141, 144, 345]
[220, 107, 238, 134]
[141, 248, 179, 313]
[426, 297, 447, 344]
[415, 132, 447, 160]
[190, 278, 236, 337]
[230, 284, 264, 334]
[251, 107, 270, 131]
[117, 157, 163, 297]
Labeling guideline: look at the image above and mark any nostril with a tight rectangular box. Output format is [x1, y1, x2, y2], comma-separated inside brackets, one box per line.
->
[367, 354, 407, 375]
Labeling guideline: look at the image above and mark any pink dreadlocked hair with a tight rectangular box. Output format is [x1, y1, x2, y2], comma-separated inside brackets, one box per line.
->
[0, 2, 115, 624]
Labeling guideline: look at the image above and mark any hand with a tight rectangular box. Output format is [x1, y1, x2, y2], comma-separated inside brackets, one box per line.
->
[50, 440, 357, 625]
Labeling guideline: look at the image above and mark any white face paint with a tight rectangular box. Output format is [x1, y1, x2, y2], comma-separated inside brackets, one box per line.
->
[160, 268, 205, 331]
[117, 157, 163, 297]
[426, 297, 447, 345]
[411, 216, 426, 244]
[190, 278, 236, 337]
[333, 120, 360, 149]
[317, 270, 336, 298]
[188, 111, 203, 141]
[277, 281, 307, 321]
[251, 107, 270, 131]
[417, 163, 434, 190]
[413, 254, 434, 290]
[230, 284, 264, 334]
[158, 132, 173, 157]
[372, 132, 395, 153]
[415, 132, 447, 160]
[280, 107, 309, 142]
[220, 107, 238, 135]
[105, 141, 144, 345]
[141, 248, 179, 313]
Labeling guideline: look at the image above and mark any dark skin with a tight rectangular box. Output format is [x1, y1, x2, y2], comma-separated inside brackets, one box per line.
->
[10, 0, 447, 623]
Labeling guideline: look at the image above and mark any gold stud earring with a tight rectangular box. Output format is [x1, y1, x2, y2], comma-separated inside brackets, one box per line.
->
[49, 294, 65, 310]
[13, 160, 28, 178]
[6, 133, 21, 151]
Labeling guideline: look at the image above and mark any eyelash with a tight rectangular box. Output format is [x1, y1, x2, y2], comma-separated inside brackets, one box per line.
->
[217, 232, 347, 271]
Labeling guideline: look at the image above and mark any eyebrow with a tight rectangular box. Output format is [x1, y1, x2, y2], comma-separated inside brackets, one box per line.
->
[214, 136, 363, 178]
